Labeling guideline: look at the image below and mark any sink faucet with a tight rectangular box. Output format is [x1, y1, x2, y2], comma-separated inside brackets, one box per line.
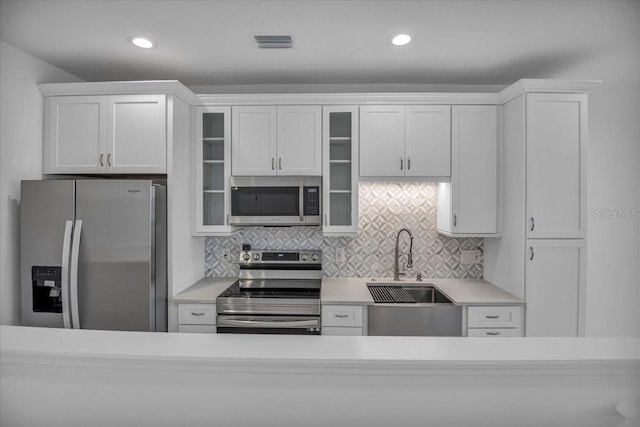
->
[393, 228, 414, 281]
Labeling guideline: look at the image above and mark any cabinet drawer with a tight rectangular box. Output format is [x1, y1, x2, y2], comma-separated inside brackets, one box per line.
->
[467, 306, 522, 328]
[322, 326, 364, 336]
[467, 328, 523, 337]
[178, 304, 216, 325]
[178, 325, 217, 334]
[322, 305, 363, 327]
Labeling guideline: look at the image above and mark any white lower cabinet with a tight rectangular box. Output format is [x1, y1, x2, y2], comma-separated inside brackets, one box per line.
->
[466, 305, 524, 337]
[321, 305, 365, 335]
[177, 303, 216, 333]
[525, 239, 586, 337]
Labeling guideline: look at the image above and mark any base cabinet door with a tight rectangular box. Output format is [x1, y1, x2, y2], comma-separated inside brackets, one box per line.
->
[525, 240, 586, 337]
[177, 303, 217, 333]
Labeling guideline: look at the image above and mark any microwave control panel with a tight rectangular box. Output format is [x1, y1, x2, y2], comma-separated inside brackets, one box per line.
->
[304, 187, 320, 216]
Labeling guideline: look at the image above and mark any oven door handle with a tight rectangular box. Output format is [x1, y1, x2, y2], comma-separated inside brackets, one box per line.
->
[217, 318, 319, 328]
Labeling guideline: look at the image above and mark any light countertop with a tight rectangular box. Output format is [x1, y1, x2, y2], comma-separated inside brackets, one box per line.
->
[173, 276, 524, 306]
[2, 325, 638, 366]
[321, 277, 524, 306]
[170, 277, 235, 303]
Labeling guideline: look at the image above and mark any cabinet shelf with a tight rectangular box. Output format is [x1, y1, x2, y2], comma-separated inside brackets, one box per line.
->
[330, 137, 351, 142]
[203, 160, 225, 164]
[203, 137, 224, 142]
[329, 190, 352, 194]
[203, 190, 224, 194]
[329, 160, 352, 164]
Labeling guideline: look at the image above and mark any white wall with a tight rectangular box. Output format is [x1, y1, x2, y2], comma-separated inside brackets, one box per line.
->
[540, 4, 640, 337]
[0, 41, 82, 325]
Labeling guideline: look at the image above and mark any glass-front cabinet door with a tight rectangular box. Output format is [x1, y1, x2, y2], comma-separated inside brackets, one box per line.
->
[322, 106, 359, 235]
[194, 106, 232, 235]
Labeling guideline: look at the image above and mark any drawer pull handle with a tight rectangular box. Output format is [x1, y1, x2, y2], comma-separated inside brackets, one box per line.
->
[486, 331, 501, 336]
[486, 315, 500, 319]
[190, 312, 206, 316]
[334, 314, 349, 318]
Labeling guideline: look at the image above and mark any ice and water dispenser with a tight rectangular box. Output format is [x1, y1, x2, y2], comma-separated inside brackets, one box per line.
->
[31, 266, 62, 313]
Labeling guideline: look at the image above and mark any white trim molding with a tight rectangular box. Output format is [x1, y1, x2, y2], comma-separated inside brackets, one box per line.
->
[499, 79, 602, 104]
[38, 80, 200, 104]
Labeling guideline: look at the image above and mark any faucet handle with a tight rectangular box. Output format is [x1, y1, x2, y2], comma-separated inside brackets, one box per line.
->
[416, 272, 423, 281]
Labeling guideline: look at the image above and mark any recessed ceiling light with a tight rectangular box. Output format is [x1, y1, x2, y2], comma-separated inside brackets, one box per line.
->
[128, 36, 156, 49]
[391, 34, 412, 46]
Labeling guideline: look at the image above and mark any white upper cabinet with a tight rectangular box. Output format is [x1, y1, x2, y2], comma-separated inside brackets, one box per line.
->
[231, 106, 277, 175]
[44, 96, 107, 174]
[526, 93, 587, 238]
[405, 106, 451, 177]
[193, 106, 232, 235]
[437, 105, 498, 236]
[322, 106, 359, 235]
[359, 105, 451, 178]
[359, 106, 405, 176]
[277, 106, 322, 175]
[44, 94, 167, 174]
[231, 106, 321, 176]
[106, 95, 167, 173]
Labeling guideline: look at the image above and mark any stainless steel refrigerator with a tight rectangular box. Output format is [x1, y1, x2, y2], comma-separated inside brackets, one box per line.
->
[20, 179, 167, 331]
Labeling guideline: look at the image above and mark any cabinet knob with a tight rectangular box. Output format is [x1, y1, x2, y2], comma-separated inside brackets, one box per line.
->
[271, 158, 275, 170]
[99, 153, 105, 167]
[407, 157, 411, 170]
[400, 158, 403, 170]
[529, 246, 535, 261]
[107, 153, 112, 167]
[278, 157, 282, 170]
[453, 215, 457, 227]
[530, 217, 535, 231]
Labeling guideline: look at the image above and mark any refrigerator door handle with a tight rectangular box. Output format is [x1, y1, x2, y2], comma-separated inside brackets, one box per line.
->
[70, 220, 83, 329]
[61, 221, 74, 329]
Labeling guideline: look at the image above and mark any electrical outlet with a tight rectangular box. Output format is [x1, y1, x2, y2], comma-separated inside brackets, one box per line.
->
[221, 247, 231, 262]
[336, 247, 346, 264]
[461, 249, 481, 264]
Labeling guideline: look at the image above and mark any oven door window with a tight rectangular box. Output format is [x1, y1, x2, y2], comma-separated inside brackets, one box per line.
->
[231, 187, 299, 216]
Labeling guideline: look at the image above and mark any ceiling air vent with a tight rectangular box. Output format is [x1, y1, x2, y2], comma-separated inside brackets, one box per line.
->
[255, 35, 293, 49]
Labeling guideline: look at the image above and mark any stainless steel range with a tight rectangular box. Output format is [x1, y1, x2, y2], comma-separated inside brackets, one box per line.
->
[216, 250, 322, 335]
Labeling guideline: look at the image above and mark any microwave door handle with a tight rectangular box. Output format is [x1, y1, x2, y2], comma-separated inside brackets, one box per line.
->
[299, 181, 304, 223]
[61, 220, 74, 329]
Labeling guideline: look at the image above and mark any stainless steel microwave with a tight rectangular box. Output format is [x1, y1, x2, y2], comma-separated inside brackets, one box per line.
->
[229, 176, 321, 226]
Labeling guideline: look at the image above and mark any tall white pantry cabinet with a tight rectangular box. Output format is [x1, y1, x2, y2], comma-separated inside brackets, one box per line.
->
[484, 81, 597, 337]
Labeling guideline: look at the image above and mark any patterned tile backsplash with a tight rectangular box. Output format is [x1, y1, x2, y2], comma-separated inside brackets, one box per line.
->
[205, 182, 483, 278]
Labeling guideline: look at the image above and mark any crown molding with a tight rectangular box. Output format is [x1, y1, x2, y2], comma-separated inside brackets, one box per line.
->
[195, 92, 500, 106]
[499, 79, 602, 104]
[38, 80, 200, 104]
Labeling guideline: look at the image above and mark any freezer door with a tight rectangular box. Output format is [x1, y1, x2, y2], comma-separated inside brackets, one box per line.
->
[75, 180, 156, 331]
[20, 180, 75, 328]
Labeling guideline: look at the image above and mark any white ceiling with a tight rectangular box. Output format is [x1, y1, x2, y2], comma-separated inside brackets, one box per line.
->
[1, 0, 638, 90]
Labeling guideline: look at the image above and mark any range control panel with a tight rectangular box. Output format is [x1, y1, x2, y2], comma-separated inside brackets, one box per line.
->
[239, 250, 322, 265]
